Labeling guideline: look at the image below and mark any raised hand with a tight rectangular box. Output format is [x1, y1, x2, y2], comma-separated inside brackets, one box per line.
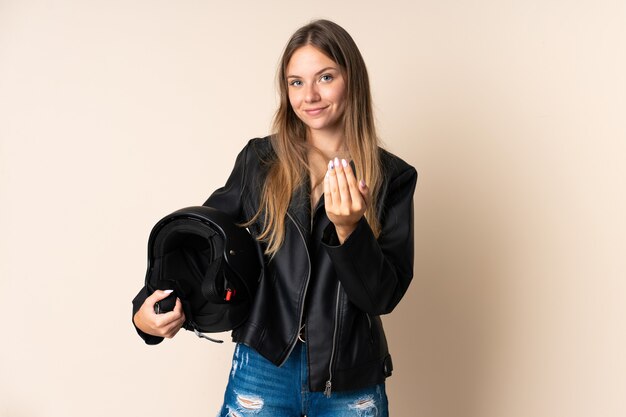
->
[323, 157, 369, 244]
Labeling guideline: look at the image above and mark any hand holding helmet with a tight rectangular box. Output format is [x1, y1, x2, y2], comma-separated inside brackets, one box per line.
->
[135, 206, 262, 342]
[133, 289, 186, 338]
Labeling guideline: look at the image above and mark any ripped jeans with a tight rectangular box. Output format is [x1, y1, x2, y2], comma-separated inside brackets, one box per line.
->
[217, 342, 388, 417]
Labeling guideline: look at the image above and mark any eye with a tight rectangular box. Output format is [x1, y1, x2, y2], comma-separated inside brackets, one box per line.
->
[289, 79, 303, 87]
[320, 74, 334, 82]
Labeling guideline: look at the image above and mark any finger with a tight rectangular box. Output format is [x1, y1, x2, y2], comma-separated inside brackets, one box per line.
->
[341, 159, 364, 206]
[162, 315, 184, 338]
[156, 298, 184, 327]
[166, 302, 185, 329]
[147, 289, 174, 305]
[164, 325, 182, 339]
[173, 297, 186, 320]
[358, 179, 370, 206]
[165, 317, 185, 338]
[326, 159, 339, 205]
[324, 167, 333, 206]
[334, 158, 352, 206]
[166, 302, 187, 337]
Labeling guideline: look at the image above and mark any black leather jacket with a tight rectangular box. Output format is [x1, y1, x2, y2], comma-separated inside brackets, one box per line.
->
[132, 136, 417, 394]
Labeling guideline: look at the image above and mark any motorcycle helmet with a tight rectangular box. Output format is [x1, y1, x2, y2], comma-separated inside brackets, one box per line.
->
[144, 206, 261, 342]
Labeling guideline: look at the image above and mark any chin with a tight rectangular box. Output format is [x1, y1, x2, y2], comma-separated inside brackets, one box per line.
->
[304, 118, 339, 132]
[306, 122, 330, 130]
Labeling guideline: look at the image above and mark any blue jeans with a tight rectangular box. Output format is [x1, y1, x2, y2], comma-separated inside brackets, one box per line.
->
[217, 342, 389, 417]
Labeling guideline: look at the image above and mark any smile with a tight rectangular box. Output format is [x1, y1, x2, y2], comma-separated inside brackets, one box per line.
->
[303, 106, 328, 116]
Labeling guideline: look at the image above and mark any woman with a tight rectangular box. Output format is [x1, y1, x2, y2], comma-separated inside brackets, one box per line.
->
[133, 19, 417, 417]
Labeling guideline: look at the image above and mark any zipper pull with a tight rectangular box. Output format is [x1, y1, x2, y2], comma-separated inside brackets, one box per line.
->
[189, 321, 224, 343]
[324, 380, 332, 398]
[192, 327, 224, 343]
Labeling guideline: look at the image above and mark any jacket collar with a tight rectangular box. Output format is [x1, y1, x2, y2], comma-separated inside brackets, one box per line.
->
[287, 180, 330, 239]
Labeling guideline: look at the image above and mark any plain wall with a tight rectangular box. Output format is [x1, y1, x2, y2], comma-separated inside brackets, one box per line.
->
[1, 1, 625, 416]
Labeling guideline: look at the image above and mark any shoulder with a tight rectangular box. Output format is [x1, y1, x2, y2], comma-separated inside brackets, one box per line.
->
[374, 148, 418, 221]
[242, 136, 276, 162]
[379, 147, 418, 185]
[229, 136, 276, 189]
[228, 136, 276, 176]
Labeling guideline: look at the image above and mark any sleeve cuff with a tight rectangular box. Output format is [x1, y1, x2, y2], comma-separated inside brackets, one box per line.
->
[321, 217, 369, 248]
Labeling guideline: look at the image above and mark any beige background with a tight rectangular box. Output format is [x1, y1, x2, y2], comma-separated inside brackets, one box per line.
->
[1, 1, 625, 416]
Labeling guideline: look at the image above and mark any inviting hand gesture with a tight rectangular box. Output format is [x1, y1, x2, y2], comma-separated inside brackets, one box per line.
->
[323, 157, 370, 243]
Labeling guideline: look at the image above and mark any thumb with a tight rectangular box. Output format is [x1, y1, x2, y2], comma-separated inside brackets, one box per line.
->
[147, 289, 174, 305]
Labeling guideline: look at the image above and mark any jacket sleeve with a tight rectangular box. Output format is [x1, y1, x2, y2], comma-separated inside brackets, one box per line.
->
[322, 165, 417, 315]
[131, 140, 253, 344]
[202, 140, 253, 222]
[131, 287, 164, 345]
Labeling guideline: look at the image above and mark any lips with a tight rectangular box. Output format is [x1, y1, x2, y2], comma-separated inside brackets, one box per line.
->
[303, 106, 328, 116]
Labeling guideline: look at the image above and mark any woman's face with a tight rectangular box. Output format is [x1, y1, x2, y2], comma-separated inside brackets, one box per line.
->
[286, 45, 347, 137]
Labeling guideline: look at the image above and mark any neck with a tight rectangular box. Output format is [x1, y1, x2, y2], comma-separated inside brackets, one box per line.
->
[306, 128, 346, 155]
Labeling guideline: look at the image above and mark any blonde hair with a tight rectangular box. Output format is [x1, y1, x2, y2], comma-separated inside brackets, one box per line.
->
[249, 19, 382, 255]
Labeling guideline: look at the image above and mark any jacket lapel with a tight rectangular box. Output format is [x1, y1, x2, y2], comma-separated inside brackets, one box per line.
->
[287, 181, 312, 238]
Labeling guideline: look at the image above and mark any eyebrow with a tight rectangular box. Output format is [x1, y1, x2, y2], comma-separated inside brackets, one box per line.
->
[286, 66, 338, 79]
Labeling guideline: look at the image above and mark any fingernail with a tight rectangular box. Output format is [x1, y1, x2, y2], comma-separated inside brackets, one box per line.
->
[328, 160, 334, 170]
[359, 180, 366, 188]
[163, 289, 173, 294]
[341, 159, 348, 167]
[334, 157, 340, 167]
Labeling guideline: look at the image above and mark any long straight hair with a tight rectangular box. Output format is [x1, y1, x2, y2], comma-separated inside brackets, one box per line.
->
[250, 20, 382, 255]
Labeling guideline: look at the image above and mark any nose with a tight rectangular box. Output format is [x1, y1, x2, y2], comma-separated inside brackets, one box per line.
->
[304, 83, 320, 103]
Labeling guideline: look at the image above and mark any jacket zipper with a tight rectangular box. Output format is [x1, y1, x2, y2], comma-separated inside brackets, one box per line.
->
[324, 282, 342, 398]
[279, 212, 312, 367]
[366, 313, 373, 342]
